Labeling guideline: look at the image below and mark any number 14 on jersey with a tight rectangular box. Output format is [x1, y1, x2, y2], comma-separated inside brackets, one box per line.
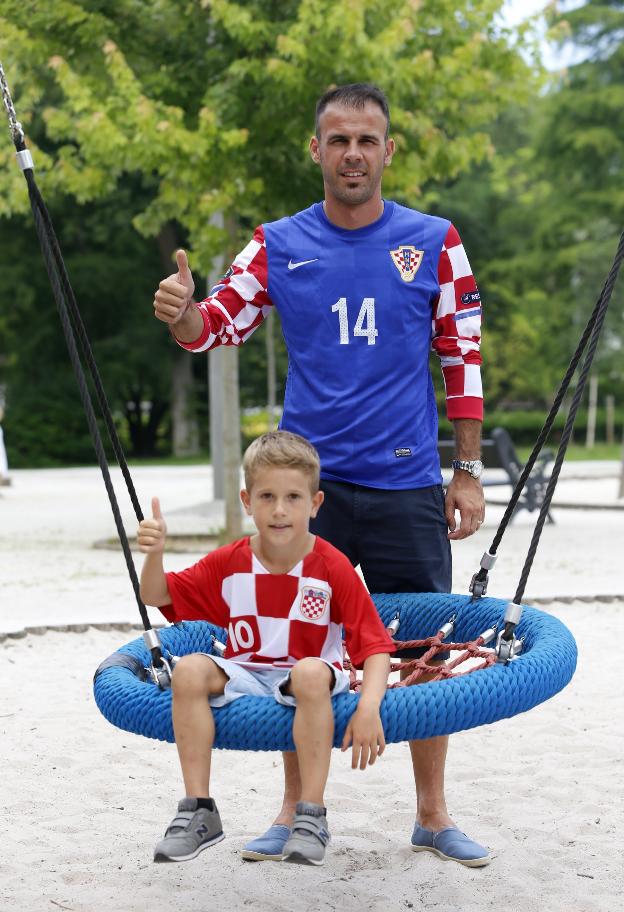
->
[331, 297, 378, 345]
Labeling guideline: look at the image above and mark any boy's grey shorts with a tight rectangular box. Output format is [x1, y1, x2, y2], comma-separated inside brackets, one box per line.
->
[199, 654, 351, 708]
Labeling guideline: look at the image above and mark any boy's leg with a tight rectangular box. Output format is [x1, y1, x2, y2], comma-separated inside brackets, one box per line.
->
[171, 653, 228, 797]
[281, 658, 333, 865]
[287, 658, 334, 803]
[154, 654, 228, 863]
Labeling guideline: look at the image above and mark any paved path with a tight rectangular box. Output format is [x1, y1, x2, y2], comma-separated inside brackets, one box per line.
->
[1, 462, 622, 636]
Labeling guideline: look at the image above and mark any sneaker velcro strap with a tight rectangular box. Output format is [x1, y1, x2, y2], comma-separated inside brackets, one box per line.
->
[166, 812, 194, 833]
[291, 817, 330, 846]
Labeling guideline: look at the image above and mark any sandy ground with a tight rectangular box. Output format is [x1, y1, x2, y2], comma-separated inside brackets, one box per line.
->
[1, 463, 623, 911]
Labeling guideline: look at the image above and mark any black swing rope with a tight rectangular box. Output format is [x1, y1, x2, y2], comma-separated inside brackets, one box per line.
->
[2, 62, 622, 664]
[1, 62, 167, 672]
[470, 234, 624, 652]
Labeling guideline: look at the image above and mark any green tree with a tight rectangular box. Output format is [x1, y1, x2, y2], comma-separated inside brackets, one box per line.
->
[432, 1, 624, 412]
[0, 0, 537, 500]
[1, 0, 536, 259]
[0, 183, 180, 465]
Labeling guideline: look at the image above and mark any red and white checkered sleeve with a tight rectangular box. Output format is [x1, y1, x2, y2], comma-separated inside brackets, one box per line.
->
[431, 224, 483, 421]
[327, 551, 395, 669]
[161, 548, 231, 627]
[177, 225, 273, 353]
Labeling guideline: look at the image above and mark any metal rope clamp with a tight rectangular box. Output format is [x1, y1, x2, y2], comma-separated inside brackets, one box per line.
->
[470, 550, 498, 599]
[143, 629, 177, 689]
[16, 149, 34, 171]
[438, 614, 456, 640]
[495, 602, 524, 664]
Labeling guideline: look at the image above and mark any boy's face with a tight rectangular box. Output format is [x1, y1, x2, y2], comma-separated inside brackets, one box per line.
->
[240, 466, 324, 549]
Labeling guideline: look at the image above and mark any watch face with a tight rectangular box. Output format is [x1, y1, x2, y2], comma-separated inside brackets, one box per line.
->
[471, 459, 484, 479]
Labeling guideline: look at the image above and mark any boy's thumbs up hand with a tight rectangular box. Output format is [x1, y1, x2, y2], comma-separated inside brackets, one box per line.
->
[137, 496, 167, 553]
[153, 248, 195, 325]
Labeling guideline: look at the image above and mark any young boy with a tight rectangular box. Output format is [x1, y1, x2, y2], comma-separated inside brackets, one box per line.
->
[138, 430, 394, 867]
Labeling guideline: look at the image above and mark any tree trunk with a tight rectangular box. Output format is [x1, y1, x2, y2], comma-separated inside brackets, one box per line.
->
[209, 350, 224, 498]
[222, 345, 242, 538]
[156, 224, 200, 458]
[619, 425, 624, 499]
[209, 213, 242, 540]
[171, 351, 200, 457]
[606, 394, 615, 446]
[585, 374, 598, 448]
[266, 309, 277, 430]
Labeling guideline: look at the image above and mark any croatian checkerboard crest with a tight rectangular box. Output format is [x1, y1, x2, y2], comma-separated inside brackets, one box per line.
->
[390, 245, 424, 282]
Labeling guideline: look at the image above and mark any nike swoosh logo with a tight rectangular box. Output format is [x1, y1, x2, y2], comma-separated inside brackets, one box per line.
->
[288, 258, 319, 270]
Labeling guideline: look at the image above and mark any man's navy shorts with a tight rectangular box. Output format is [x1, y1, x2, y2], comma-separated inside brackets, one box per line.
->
[309, 480, 452, 659]
[310, 479, 452, 594]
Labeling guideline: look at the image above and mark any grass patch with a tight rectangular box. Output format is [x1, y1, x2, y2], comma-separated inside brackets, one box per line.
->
[517, 442, 623, 462]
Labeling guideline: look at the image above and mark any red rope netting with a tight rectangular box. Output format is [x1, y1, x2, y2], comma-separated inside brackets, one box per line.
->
[344, 629, 497, 691]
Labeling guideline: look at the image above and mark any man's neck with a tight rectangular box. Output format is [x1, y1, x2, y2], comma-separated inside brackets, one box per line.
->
[322, 195, 384, 230]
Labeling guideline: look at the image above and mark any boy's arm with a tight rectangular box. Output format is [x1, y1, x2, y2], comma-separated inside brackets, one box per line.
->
[341, 651, 390, 770]
[137, 497, 171, 607]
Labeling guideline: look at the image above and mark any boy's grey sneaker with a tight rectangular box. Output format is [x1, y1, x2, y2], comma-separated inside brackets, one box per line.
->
[282, 802, 330, 866]
[154, 797, 224, 863]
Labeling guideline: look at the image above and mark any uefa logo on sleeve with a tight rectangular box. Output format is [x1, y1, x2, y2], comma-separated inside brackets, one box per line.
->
[299, 587, 330, 620]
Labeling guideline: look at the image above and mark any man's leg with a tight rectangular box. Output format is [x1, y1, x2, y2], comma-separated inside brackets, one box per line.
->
[401, 665, 454, 831]
[272, 752, 301, 825]
[243, 481, 357, 860]
[359, 484, 489, 865]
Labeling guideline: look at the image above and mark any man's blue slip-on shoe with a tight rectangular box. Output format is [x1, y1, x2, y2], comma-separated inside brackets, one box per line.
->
[411, 824, 491, 867]
[241, 825, 291, 861]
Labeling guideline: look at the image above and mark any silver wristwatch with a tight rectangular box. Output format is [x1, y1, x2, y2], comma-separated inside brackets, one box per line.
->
[451, 458, 484, 479]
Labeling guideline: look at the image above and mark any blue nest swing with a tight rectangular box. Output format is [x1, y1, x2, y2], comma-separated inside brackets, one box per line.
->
[93, 592, 577, 749]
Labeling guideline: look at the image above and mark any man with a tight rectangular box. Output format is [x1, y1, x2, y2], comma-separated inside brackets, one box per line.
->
[152, 83, 488, 866]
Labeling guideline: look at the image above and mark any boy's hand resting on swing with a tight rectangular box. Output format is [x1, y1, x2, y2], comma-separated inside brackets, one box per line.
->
[341, 700, 387, 770]
[341, 652, 390, 770]
[137, 497, 167, 553]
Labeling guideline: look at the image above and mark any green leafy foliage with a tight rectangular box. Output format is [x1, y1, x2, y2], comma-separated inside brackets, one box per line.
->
[0, 0, 566, 466]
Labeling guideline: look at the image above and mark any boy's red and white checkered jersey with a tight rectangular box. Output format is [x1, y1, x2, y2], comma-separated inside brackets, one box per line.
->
[161, 536, 395, 671]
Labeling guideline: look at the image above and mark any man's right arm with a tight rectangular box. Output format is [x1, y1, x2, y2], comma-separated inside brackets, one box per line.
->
[152, 227, 273, 351]
[169, 302, 205, 345]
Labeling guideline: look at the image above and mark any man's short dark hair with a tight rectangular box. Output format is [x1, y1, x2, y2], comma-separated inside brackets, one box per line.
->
[315, 83, 390, 138]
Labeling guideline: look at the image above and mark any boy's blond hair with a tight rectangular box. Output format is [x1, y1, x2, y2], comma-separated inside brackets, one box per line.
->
[243, 431, 320, 492]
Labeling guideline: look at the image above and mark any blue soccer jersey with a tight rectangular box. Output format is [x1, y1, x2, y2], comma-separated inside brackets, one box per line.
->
[178, 201, 482, 489]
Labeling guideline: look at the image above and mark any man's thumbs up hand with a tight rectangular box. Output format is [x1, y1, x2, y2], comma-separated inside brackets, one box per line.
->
[137, 496, 167, 553]
[175, 249, 194, 295]
[153, 248, 196, 325]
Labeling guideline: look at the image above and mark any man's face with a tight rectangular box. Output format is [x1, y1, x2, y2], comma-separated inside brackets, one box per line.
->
[310, 101, 394, 208]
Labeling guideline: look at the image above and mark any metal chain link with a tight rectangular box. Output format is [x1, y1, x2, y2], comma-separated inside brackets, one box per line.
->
[0, 61, 25, 146]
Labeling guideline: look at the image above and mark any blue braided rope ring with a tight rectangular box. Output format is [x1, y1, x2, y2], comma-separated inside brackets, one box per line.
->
[93, 593, 577, 749]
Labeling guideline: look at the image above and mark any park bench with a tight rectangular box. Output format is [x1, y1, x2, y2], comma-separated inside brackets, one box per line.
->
[438, 426, 555, 523]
